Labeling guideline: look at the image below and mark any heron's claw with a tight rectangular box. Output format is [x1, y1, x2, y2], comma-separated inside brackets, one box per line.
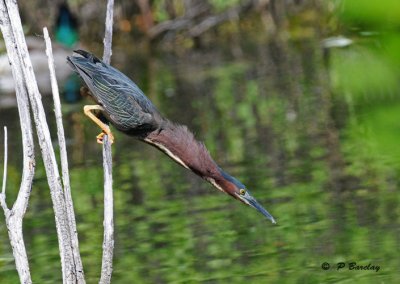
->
[96, 130, 114, 144]
[83, 105, 114, 144]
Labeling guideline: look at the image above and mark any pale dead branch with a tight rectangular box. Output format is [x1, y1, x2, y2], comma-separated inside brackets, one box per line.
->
[102, 0, 114, 65]
[1, 127, 7, 204]
[99, 1, 115, 283]
[0, 1, 36, 282]
[43, 27, 86, 283]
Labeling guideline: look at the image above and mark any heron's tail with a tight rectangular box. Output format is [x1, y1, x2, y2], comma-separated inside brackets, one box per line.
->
[73, 50, 103, 64]
[66, 50, 106, 72]
[67, 50, 106, 80]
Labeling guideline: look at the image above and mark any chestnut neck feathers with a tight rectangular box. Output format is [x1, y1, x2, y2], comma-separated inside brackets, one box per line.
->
[143, 120, 220, 179]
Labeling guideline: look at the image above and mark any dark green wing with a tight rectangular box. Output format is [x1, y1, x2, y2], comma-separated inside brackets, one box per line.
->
[67, 50, 160, 133]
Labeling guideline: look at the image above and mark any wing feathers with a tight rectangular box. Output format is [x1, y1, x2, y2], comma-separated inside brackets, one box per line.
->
[67, 51, 161, 133]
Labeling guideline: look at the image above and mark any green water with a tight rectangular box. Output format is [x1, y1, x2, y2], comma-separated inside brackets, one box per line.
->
[1, 4, 400, 284]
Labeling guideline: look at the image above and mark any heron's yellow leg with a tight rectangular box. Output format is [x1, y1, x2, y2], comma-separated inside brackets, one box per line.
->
[83, 105, 114, 144]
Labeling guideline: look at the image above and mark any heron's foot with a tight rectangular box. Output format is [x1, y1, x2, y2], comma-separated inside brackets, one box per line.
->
[84, 105, 114, 144]
[96, 130, 115, 144]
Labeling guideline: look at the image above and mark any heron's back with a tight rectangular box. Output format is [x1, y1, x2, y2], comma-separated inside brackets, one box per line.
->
[67, 50, 162, 135]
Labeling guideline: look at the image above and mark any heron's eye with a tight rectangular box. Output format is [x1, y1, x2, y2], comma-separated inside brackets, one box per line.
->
[239, 189, 246, 196]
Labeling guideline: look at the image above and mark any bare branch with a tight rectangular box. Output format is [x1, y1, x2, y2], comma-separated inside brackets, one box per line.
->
[99, 1, 115, 283]
[1, 126, 7, 196]
[0, 126, 8, 211]
[188, 6, 241, 37]
[99, 135, 114, 284]
[103, 0, 114, 65]
[148, 0, 256, 39]
[0, 1, 36, 282]
[0, 0, 35, 215]
[43, 27, 85, 283]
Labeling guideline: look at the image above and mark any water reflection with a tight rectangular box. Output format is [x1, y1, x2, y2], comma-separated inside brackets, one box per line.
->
[0, 24, 399, 284]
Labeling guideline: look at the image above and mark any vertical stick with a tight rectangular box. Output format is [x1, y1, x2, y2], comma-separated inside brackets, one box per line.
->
[0, 127, 32, 284]
[44, 27, 85, 283]
[99, 134, 114, 284]
[1, 127, 7, 198]
[0, 1, 36, 283]
[103, 0, 114, 65]
[99, 1, 115, 283]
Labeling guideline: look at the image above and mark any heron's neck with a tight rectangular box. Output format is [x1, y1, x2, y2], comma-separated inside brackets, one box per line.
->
[143, 120, 220, 179]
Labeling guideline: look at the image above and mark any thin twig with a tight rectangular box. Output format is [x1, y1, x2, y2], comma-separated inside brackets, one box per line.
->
[99, 1, 115, 283]
[1, 126, 7, 196]
[99, 135, 114, 284]
[0, 126, 8, 211]
[103, 0, 114, 65]
[43, 27, 85, 283]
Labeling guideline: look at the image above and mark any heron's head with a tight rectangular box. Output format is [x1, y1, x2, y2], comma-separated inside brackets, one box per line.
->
[209, 169, 276, 224]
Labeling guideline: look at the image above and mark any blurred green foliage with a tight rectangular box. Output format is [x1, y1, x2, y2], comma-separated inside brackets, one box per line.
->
[339, 0, 400, 28]
[330, 0, 400, 171]
[210, 0, 241, 12]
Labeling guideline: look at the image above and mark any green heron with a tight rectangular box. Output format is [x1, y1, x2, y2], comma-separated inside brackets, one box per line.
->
[67, 50, 276, 223]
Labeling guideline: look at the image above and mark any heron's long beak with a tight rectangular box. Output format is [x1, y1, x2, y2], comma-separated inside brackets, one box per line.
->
[249, 197, 276, 224]
[240, 192, 276, 224]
